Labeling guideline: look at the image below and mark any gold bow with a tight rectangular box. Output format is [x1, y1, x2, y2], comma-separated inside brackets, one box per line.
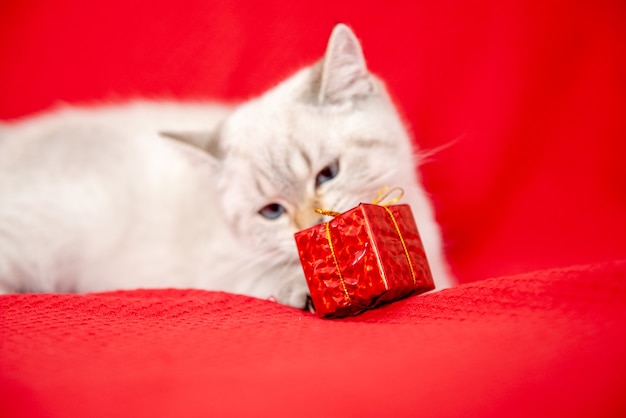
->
[315, 185, 404, 217]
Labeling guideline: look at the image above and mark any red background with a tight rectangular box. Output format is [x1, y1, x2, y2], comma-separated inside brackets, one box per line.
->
[1, 0, 625, 283]
[1, 1, 625, 416]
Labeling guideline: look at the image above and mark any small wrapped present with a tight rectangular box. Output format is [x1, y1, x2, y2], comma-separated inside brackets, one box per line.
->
[294, 198, 434, 318]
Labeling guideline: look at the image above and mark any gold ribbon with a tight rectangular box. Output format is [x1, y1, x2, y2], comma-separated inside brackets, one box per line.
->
[315, 185, 404, 218]
[324, 222, 351, 302]
[382, 206, 417, 285]
[371, 185, 404, 206]
[318, 185, 416, 303]
[315, 209, 342, 217]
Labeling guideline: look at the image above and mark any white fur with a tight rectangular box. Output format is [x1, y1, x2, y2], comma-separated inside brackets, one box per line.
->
[0, 25, 454, 308]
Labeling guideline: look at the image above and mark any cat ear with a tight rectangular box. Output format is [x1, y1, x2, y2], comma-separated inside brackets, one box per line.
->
[160, 130, 224, 164]
[319, 24, 373, 105]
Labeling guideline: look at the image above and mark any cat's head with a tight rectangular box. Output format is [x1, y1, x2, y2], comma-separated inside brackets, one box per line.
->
[168, 24, 418, 308]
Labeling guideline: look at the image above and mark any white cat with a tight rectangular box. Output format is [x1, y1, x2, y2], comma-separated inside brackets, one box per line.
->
[0, 24, 454, 309]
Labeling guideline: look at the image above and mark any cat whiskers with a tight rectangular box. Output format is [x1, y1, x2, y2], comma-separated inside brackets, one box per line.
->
[417, 135, 464, 166]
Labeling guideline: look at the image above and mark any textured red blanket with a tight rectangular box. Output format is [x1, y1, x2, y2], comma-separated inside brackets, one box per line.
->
[2, 263, 626, 417]
[1, 0, 625, 416]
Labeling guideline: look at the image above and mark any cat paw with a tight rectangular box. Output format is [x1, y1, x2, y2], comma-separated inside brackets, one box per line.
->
[289, 288, 312, 310]
[276, 282, 311, 310]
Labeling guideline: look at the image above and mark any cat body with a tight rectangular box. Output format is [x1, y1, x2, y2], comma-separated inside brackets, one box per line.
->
[0, 25, 453, 308]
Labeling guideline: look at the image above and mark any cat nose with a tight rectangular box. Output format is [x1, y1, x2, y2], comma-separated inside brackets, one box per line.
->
[294, 209, 324, 230]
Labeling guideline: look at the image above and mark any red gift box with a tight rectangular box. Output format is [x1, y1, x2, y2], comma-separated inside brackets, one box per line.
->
[294, 203, 435, 318]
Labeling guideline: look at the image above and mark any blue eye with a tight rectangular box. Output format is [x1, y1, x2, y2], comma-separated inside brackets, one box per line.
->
[258, 203, 286, 220]
[315, 160, 339, 188]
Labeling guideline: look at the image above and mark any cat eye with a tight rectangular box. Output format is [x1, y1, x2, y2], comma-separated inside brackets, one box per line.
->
[258, 203, 286, 220]
[315, 160, 340, 188]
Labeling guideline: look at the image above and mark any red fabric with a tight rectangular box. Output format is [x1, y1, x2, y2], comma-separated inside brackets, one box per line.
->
[2, 263, 626, 417]
[1, 0, 625, 416]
